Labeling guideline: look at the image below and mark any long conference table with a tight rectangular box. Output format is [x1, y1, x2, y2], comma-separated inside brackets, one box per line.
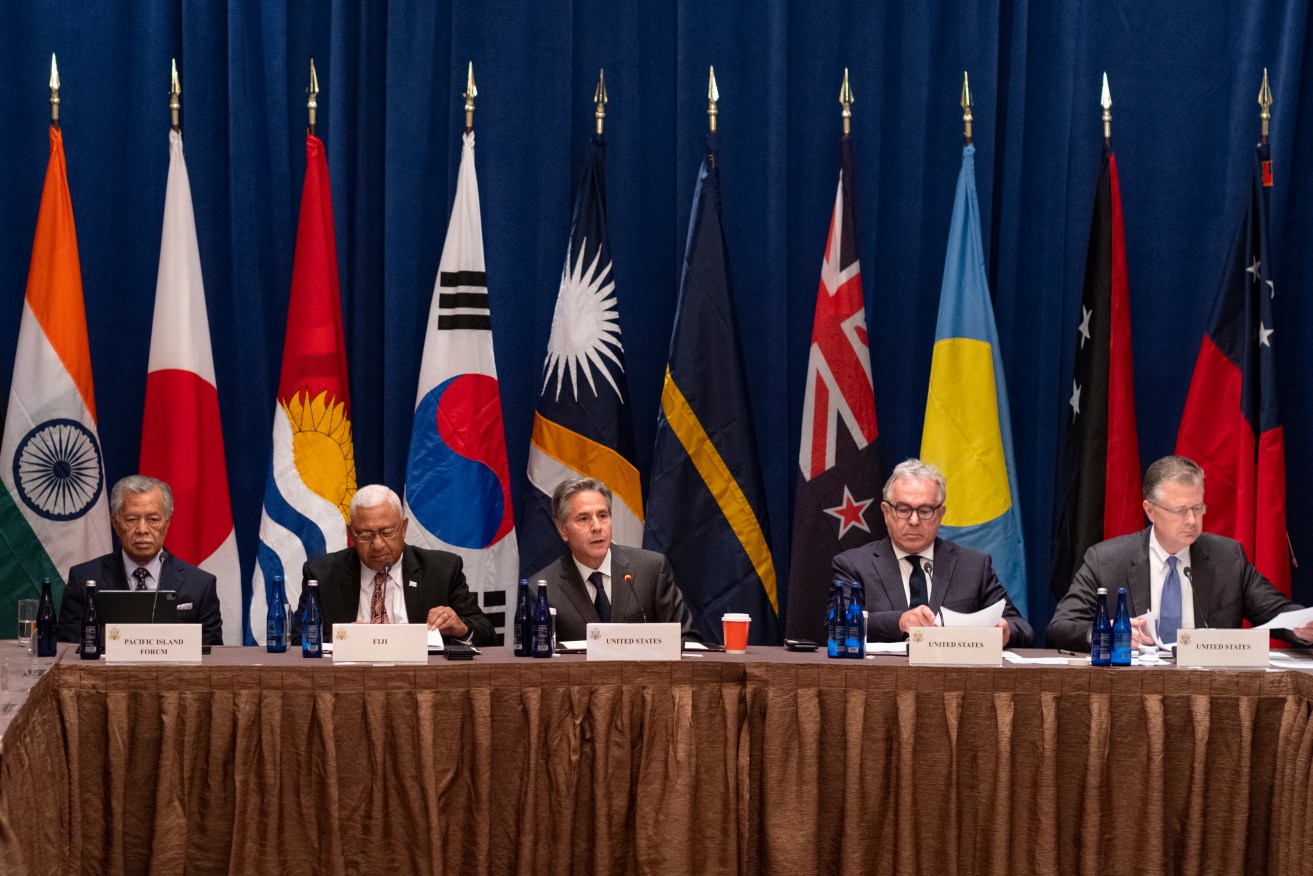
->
[1, 643, 1312, 875]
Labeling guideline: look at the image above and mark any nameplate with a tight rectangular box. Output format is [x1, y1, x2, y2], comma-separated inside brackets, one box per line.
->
[332, 623, 428, 663]
[1176, 628, 1269, 667]
[907, 626, 1002, 666]
[104, 624, 202, 663]
[585, 622, 682, 661]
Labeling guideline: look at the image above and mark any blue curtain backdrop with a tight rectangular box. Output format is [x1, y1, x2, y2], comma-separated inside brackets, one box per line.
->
[1, 1, 1311, 642]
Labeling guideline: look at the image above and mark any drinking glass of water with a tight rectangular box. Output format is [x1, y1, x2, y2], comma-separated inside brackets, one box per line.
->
[16, 599, 38, 652]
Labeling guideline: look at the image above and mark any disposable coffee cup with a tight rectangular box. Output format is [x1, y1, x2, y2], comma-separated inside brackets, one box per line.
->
[722, 613, 751, 653]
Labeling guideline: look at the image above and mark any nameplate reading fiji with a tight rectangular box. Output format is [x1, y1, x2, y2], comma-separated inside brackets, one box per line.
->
[332, 623, 428, 663]
[907, 626, 1003, 666]
[585, 622, 682, 661]
[104, 623, 202, 664]
[1175, 628, 1269, 668]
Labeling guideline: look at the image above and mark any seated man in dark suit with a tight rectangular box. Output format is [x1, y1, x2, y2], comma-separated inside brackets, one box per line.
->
[832, 458, 1032, 646]
[294, 484, 495, 646]
[58, 474, 223, 645]
[529, 477, 700, 642]
[1048, 455, 1313, 650]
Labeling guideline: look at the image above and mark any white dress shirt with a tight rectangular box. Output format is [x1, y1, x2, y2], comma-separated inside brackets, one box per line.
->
[355, 563, 409, 624]
[1148, 527, 1196, 631]
[890, 543, 936, 606]
[572, 550, 613, 605]
[121, 552, 165, 591]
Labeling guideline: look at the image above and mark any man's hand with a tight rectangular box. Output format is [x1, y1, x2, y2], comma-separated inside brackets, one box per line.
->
[899, 605, 936, 633]
[426, 605, 469, 639]
[1130, 614, 1155, 649]
[1292, 621, 1313, 643]
[995, 618, 1011, 647]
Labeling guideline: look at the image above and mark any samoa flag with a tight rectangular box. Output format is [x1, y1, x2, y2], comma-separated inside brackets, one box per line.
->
[404, 131, 518, 641]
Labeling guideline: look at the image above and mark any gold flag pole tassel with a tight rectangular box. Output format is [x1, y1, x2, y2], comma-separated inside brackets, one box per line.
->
[463, 62, 477, 134]
[1258, 68, 1272, 147]
[839, 68, 853, 136]
[170, 59, 181, 132]
[707, 66, 719, 166]
[49, 53, 61, 130]
[307, 59, 319, 137]
[961, 71, 973, 145]
[1101, 72, 1112, 147]
[595, 69, 607, 135]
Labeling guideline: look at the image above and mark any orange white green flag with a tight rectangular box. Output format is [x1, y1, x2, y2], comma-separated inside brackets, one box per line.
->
[0, 124, 111, 635]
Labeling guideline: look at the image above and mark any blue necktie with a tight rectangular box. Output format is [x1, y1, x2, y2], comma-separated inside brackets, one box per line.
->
[1161, 556, 1182, 643]
[589, 571, 611, 623]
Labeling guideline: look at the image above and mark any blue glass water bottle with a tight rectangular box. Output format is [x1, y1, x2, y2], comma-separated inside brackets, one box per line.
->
[1111, 587, 1132, 666]
[845, 581, 866, 658]
[302, 579, 323, 658]
[827, 579, 846, 659]
[267, 574, 288, 653]
[531, 580, 553, 658]
[513, 578, 532, 657]
[1090, 587, 1112, 666]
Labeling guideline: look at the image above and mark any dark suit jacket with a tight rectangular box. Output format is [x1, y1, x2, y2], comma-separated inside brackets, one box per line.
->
[59, 549, 224, 645]
[831, 536, 1033, 646]
[1047, 528, 1304, 651]
[529, 543, 701, 643]
[295, 544, 495, 647]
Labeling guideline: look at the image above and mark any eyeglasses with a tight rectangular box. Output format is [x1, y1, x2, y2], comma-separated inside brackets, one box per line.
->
[883, 501, 943, 521]
[352, 525, 401, 543]
[1148, 501, 1206, 518]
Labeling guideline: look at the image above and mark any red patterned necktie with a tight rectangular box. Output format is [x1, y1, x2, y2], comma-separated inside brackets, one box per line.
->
[370, 570, 390, 624]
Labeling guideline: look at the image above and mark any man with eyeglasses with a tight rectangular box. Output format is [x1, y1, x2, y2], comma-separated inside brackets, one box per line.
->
[294, 484, 494, 646]
[1048, 455, 1313, 650]
[832, 459, 1033, 645]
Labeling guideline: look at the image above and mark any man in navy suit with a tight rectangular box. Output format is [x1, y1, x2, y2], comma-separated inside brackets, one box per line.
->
[59, 475, 223, 645]
[529, 478, 700, 643]
[832, 459, 1032, 646]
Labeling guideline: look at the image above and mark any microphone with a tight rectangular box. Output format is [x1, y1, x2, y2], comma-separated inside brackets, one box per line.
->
[922, 560, 933, 577]
[1183, 566, 1207, 627]
[623, 573, 648, 623]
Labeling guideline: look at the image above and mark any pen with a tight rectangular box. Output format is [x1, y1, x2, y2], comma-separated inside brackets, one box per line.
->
[1058, 649, 1082, 657]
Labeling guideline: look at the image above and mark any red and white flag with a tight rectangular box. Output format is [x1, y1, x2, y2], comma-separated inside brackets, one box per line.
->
[140, 128, 241, 644]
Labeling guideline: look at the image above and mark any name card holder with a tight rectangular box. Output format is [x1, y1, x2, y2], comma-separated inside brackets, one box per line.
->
[104, 623, 202, 663]
[907, 626, 1003, 666]
[1175, 628, 1269, 668]
[332, 623, 429, 663]
[585, 622, 682, 661]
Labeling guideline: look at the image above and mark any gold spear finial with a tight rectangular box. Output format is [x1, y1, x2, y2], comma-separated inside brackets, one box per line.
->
[1101, 72, 1112, 145]
[170, 59, 181, 131]
[839, 68, 853, 135]
[961, 71, 974, 145]
[463, 61, 477, 133]
[307, 59, 319, 136]
[707, 65, 719, 132]
[594, 68, 607, 135]
[49, 53, 61, 128]
[1258, 68, 1272, 145]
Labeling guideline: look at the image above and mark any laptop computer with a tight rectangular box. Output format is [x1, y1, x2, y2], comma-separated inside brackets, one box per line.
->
[95, 589, 180, 628]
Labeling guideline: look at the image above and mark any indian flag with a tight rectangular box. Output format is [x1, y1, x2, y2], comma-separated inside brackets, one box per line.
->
[0, 125, 111, 635]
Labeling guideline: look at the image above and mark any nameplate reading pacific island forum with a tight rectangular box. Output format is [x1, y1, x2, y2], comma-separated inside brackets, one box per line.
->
[332, 623, 429, 663]
[907, 626, 1003, 666]
[104, 623, 202, 664]
[585, 622, 682, 661]
[1175, 628, 1269, 668]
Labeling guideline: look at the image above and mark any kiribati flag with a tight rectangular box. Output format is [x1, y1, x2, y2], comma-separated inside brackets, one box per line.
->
[249, 133, 357, 644]
[521, 134, 642, 577]
[404, 131, 518, 640]
[645, 134, 779, 645]
[1176, 142, 1289, 595]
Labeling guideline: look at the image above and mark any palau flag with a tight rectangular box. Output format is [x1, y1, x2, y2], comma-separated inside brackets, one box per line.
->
[404, 130, 518, 640]
[786, 133, 883, 642]
[1176, 139, 1289, 594]
[140, 125, 243, 646]
[644, 134, 780, 645]
[0, 119, 110, 634]
[1049, 138, 1142, 599]
[920, 143, 1027, 614]
[249, 132, 357, 644]
[521, 133, 642, 576]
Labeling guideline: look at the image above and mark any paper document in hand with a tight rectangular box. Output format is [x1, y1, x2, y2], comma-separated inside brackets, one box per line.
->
[1254, 606, 1313, 630]
[937, 600, 1005, 628]
[427, 628, 445, 650]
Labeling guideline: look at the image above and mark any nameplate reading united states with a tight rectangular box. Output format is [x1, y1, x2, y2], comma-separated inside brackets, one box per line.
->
[585, 622, 681, 661]
[1175, 628, 1268, 668]
[332, 623, 428, 663]
[907, 626, 1003, 666]
[104, 623, 202, 664]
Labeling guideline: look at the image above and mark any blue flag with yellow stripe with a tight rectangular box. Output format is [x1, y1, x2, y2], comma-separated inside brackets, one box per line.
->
[644, 135, 780, 644]
[920, 144, 1027, 614]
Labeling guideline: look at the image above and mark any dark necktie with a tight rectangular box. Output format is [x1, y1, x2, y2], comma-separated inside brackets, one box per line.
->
[133, 567, 150, 591]
[905, 555, 928, 608]
[370, 570, 390, 624]
[590, 571, 611, 622]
